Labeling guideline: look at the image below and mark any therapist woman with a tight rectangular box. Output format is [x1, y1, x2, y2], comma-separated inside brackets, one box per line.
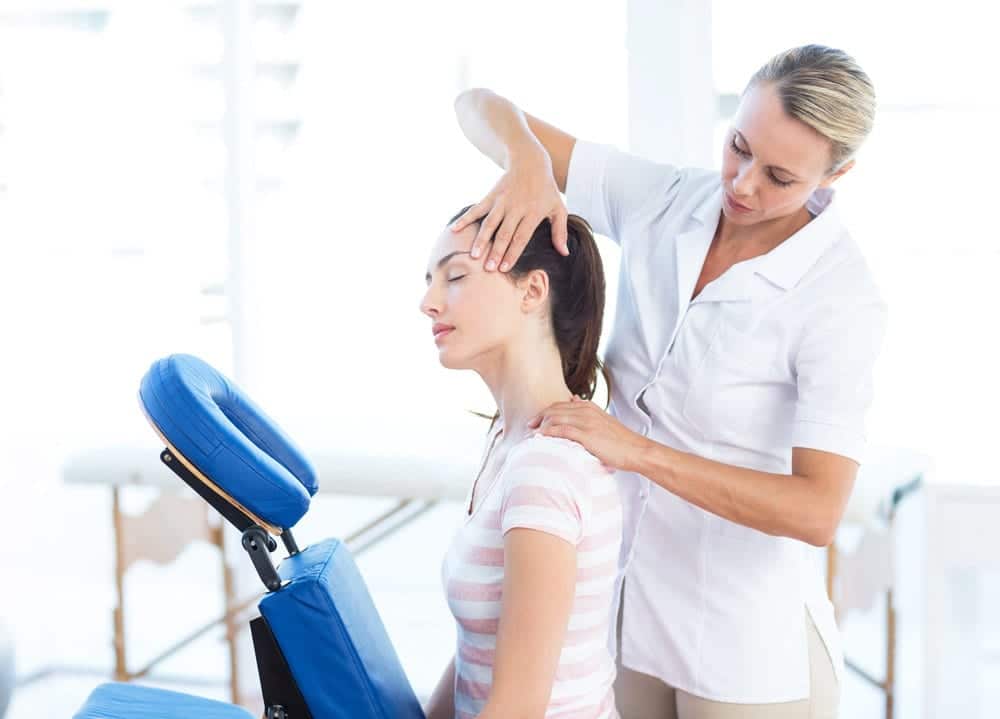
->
[450, 45, 886, 718]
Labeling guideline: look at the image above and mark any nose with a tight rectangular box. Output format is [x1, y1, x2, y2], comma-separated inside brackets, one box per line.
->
[419, 283, 439, 318]
[732, 161, 756, 197]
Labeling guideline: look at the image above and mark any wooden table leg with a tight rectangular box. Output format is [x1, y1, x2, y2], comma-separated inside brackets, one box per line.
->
[886, 588, 896, 719]
[216, 523, 241, 703]
[110, 484, 237, 692]
[112, 486, 128, 681]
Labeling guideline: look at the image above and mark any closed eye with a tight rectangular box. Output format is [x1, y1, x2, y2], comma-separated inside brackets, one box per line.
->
[730, 135, 751, 158]
[448, 275, 467, 283]
[729, 136, 795, 188]
[768, 174, 793, 188]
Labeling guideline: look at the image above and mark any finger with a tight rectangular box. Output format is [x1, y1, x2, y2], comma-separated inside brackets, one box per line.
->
[472, 205, 504, 261]
[452, 198, 490, 235]
[539, 412, 580, 431]
[550, 399, 588, 412]
[541, 422, 581, 442]
[536, 406, 574, 424]
[486, 214, 522, 272]
[498, 213, 541, 272]
[529, 398, 571, 428]
[551, 207, 570, 256]
[530, 399, 585, 428]
[536, 414, 560, 432]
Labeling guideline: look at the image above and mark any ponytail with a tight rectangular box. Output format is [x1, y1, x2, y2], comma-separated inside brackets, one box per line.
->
[551, 216, 609, 403]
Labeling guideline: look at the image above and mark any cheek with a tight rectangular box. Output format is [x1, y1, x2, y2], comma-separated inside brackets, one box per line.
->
[447, 280, 482, 313]
[759, 185, 811, 215]
[461, 283, 520, 344]
[446, 279, 501, 331]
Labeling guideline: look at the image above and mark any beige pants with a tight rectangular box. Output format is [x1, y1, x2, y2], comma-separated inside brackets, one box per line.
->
[614, 602, 839, 719]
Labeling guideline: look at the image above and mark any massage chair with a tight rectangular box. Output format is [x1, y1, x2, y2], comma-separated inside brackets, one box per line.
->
[73, 354, 428, 719]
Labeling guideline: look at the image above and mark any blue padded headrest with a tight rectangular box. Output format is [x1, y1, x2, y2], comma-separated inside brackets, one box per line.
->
[139, 354, 318, 529]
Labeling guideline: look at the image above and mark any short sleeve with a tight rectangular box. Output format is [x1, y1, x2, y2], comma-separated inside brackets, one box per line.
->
[791, 292, 888, 463]
[499, 438, 591, 545]
[564, 139, 683, 246]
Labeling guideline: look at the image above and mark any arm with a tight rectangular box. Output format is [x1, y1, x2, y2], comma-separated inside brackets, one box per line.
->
[453, 88, 575, 191]
[632, 443, 856, 547]
[477, 529, 577, 719]
[453, 88, 683, 260]
[529, 399, 856, 547]
[531, 286, 886, 547]
[424, 656, 456, 719]
[452, 88, 576, 268]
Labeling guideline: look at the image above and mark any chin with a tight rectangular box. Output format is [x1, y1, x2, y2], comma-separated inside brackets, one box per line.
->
[437, 349, 470, 371]
[721, 205, 757, 224]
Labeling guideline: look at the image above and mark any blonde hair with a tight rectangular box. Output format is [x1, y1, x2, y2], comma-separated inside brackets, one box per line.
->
[747, 44, 876, 172]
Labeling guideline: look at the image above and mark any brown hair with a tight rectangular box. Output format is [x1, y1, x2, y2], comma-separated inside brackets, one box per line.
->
[447, 207, 611, 422]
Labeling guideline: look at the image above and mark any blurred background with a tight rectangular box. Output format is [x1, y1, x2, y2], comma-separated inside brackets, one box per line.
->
[0, 1, 997, 717]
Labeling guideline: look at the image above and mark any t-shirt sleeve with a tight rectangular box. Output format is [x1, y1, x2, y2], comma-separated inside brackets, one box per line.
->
[791, 289, 888, 463]
[499, 438, 591, 545]
[564, 139, 683, 246]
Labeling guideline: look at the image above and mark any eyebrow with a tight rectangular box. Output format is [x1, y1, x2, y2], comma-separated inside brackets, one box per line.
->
[425, 250, 471, 281]
[734, 131, 800, 179]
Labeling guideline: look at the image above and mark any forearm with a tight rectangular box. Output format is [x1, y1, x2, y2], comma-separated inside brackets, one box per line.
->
[454, 88, 547, 170]
[632, 440, 843, 546]
[424, 656, 456, 719]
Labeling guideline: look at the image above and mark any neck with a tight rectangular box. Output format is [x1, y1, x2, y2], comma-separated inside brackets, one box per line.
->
[477, 331, 573, 443]
[716, 204, 812, 256]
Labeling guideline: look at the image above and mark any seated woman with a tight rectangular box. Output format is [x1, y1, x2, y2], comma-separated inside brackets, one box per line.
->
[421, 207, 624, 719]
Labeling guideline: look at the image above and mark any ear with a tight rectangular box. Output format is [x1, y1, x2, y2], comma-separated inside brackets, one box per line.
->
[518, 269, 550, 313]
[820, 158, 855, 188]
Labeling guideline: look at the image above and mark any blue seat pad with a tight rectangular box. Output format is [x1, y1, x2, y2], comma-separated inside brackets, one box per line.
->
[73, 683, 255, 719]
[261, 538, 425, 719]
[139, 354, 318, 529]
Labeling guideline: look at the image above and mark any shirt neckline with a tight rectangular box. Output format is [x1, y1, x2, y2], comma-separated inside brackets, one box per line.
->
[466, 422, 506, 521]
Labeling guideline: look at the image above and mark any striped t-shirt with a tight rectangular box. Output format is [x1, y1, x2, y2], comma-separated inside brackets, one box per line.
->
[442, 428, 624, 719]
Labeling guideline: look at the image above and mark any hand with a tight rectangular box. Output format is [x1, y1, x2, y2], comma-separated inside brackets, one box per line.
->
[450, 147, 569, 272]
[527, 396, 649, 473]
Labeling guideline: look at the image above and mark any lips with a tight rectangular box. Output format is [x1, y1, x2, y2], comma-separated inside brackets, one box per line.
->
[432, 323, 455, 341]
[725, 192, 752, 213]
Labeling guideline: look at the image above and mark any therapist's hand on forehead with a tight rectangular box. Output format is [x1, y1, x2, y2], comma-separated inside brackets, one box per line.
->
[450, 143, 570, 272]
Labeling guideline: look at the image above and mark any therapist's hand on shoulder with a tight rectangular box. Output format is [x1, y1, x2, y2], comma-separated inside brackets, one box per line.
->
[528, 396, 648, 473]
[451, 147, 570, 272]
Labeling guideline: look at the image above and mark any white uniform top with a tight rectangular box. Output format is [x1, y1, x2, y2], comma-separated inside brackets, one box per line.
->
[566, 139, 887, 703]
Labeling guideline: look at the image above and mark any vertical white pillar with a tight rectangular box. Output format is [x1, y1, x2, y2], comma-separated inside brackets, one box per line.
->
[626, 0, 715, 169]
[221, 0, 261, 710]
[223, 0, 255, 387]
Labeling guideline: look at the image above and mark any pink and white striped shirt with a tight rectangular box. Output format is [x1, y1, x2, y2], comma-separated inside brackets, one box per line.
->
[442, 428, 624, 719]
